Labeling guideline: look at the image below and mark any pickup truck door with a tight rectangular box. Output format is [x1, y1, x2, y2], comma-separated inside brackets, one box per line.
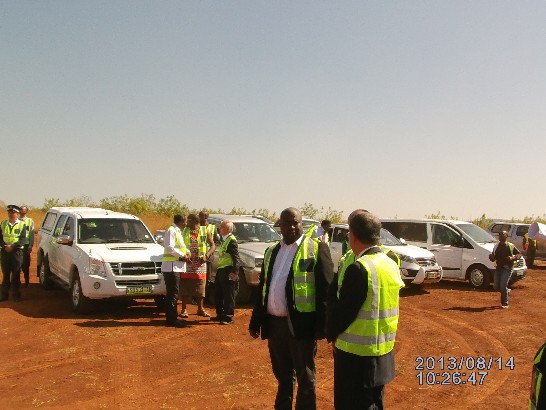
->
[48, 215, 74, 283]
[428, 223, 464, 279]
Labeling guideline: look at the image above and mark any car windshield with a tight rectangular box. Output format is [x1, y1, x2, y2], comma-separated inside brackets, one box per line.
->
[455, 223, 496, 243]
[78, 218, 155, 244]
[233, 222, 281, 243]
[380, 228, 404, 246]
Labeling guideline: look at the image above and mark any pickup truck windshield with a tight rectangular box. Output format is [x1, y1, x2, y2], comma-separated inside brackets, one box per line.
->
[233, 222, 281, 243]
[380, 228, 404, 246]
[78, 218, 155, 244]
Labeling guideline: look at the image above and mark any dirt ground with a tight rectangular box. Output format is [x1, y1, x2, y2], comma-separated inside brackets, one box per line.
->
[1, 251, 545, 410]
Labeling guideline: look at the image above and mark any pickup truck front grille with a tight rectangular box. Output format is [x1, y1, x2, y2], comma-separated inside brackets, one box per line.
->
[114, 279, 161, 286]
[415, 257, 437, 267]
[109, 262, 161, 276]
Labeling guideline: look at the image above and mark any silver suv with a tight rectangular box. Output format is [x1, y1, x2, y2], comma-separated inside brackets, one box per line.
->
[207, 214, 281, 304]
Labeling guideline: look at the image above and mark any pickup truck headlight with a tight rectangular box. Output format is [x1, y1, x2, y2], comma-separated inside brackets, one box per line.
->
[398, 253, 417, 265]
[89, 258, 107, 277]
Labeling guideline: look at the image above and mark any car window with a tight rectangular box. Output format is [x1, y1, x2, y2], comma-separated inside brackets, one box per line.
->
[432, 224, 460, 246]
[62, 217, 75, 237]
[490, 224, 510, 234]
[332, 227, 348, 243]
[382, 222, 427, 242]
[41, 212, 59, 232]
[516, 225, 529, 236]
[53, 215, 68, 237]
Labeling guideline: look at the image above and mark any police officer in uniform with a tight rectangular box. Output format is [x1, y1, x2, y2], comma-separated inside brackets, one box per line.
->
[327, 211, 404, 410]
[249, 207, 334, 410]
[19, 205, 34, 287]
[1, 205, 28, 302]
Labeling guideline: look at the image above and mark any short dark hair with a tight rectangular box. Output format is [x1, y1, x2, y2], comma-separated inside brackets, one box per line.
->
[173, 214, 186, 224]
[321, 219, 331, 227]
[198, 211, 208, 218]
[187, 213, 199, 225]
[349, 212, 381, 245]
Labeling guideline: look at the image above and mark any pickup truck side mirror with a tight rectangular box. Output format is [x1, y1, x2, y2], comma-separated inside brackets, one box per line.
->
[57, 235, 73, 246]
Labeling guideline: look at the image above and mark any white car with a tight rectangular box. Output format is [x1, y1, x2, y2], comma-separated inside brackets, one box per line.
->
[328, 224, 443, 285]
[37, 207, 165, 312]
[381, 219, 527, 288]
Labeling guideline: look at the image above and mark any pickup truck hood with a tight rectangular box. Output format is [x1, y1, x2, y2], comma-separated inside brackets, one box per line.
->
[385, 244, 435, 258]
[238, 241, 275, 258]
[78, 243, 165, 263]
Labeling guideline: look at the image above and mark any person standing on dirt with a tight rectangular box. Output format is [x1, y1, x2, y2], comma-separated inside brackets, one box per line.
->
[1, 205, 28, 302]
[19, 205, 34, 287]
[211, 219, 240, 325]
[161, 214, 190, 328]
[489, 230, 522, 309]
[326, 211, 404, 410]
[249, 207, 334, 410]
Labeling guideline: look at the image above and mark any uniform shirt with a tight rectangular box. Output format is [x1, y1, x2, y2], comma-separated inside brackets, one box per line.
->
[267, 235, 304, 317]
[0, 219, 28, 248]
[20, 216, 35, 247]
[161, 224, 187, 273]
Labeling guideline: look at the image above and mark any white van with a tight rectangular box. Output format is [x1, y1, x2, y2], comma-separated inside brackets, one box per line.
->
[380, 219, 528, 288]
[329, 224, 442, 286]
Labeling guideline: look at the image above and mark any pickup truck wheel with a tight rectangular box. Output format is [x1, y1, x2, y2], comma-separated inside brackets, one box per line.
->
[39, 257, 54, 290]
[468, 265, 491, 289]
[71, 272, 94, 313]
[235, 268, 251, 305]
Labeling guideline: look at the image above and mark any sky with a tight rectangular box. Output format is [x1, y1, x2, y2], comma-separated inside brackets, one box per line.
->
[2, 1, 545, 221]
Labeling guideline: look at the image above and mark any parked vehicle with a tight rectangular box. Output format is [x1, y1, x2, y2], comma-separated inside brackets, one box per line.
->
[380, 219, 527, 289]
[329, 224, 442, 285]
[486, 222, 546, 260]
[273, 217, 319, 236]
[37, 207, 165, 313]
[207, 214, 281, 304]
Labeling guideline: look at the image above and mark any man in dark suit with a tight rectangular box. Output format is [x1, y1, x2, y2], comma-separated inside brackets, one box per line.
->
[249, 207, 334, 410]
[326, 211, 404, 410]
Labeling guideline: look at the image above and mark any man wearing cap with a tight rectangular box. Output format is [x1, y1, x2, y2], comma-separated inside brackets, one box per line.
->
[1, 205, 28, 302]
[19, 205, 34, 287]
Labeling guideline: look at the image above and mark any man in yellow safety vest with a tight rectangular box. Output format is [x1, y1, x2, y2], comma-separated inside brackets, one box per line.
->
[326, 211, 404, 409]
[1, 205, 28, 302]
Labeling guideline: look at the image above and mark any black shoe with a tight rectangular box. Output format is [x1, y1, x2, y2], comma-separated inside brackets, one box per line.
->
[166, 320, 187, 328]
[220, 319, 234, 325]
[211, 316, 224, 322]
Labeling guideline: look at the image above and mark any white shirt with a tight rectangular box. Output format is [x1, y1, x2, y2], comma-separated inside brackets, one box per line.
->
[267, 234, 304, 317]
[161, 224, 187, 273]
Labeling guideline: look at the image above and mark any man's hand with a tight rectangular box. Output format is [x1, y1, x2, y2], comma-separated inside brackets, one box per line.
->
[3, 244, 13, 253]
[249, 329, 260, 339]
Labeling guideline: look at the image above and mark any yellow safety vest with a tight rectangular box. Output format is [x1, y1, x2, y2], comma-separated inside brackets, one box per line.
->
[162, 225, 188, 261]
[530, 341, 545, 410]
[21, 217, 34, 242]
[183, 227, 207, 258]
[218, 234, 237, 269]
[335, 251, 404, 356]
[262, 236, 319, 312]
[1, 220, 25, 245]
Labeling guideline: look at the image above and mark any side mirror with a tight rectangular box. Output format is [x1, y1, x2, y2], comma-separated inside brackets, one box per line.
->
[399, 238, 406, 244]
[57, 235, 73, 246]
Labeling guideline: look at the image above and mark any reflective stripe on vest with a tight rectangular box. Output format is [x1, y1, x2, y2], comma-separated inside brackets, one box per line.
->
[201, 224, 216, 249]
[218, 234, 236, 269]
[1, 220, 25, 244]
[183, 227, 207, 258]
[530, 342, 545, 409]
[335, 252, 404, 356]
[21, 217, 34, 240]
[162, 226, 188, 261]
[262, 237, 319, 312]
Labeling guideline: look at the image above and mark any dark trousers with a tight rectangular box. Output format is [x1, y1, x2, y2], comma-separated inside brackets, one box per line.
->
[22, 246, 31, 285]
[334, 348, 385, 410]
[267, 315, 317, 410]
[163, 271, 180, 324]
[214, 267, 238, 320]
[1, 249, 23, 298]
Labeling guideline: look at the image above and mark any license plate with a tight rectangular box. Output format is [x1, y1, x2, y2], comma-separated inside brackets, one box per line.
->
[427, 271, 439, 279]
[126, 285, 153, 295]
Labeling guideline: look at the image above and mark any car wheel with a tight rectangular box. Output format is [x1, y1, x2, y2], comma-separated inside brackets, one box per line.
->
[71, 271, 94, 313]
[468, 265, 491, 289]
[39, 257, 53, 290]
[236, 268, 251, 305]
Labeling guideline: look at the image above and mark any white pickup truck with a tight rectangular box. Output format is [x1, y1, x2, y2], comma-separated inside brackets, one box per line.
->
[36, 207, 165, 313]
